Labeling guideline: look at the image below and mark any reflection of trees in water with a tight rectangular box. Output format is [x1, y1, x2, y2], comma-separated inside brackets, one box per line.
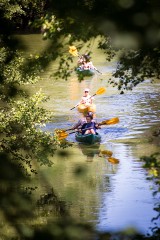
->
[37, 187, 68, 217]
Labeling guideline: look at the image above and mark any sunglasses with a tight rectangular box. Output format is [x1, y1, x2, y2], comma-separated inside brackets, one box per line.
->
[85, 91, 89, 92]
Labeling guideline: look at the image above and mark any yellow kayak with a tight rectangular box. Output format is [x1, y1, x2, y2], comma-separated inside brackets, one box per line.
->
[77, 103, 96, 114]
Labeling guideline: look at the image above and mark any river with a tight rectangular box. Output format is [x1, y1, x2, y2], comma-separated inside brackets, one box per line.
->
[19, 34, 160, 236]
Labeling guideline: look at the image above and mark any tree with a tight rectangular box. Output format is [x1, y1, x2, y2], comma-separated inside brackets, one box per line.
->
[0, 2, 72, 239]
[0, 0, 160, 239]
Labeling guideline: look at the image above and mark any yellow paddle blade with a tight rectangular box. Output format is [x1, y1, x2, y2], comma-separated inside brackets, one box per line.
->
[54, 129, 65, 134]
[100, 117, 119, 125]
[58, 135, 68, 140]
[96, 87, 106, 95]
[108, 157, 120, 164]
[54, 129, 68, 140]
[57, 132, 68, 139]
[100, 150, 113, 157]
[55, 129, 67, 134]
[69, 46, 78, 56]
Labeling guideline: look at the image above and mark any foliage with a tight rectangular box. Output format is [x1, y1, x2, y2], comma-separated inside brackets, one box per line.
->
[0, 0, 46, 30]
[0, 0, 160, 239]
[0, 40, 72, 239]
[2, 0, 159, 90]
[32, 14, 63, 39]
[140, 153, 160, 237]
[0, 47, 40, 101]
[1, 91, 57, 173]
[30, 0, 160, 91]
[0, 41, 63, 172]
[109, 48, 160, 94]
[141, 153, 160, 178]
[0, 4, 72, 239]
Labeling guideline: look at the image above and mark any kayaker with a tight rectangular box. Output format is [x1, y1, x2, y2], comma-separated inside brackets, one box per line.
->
[77, 54, 95, 71]
[71, 111, 96, 130]
[77, 54, 86, 65]
[81, 114, 101, 135]
[76, 88, 96, 116]
[79, 88, 94, 106]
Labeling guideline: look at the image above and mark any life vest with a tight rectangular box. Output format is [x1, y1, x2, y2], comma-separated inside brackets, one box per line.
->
[81, 122, 96, 135]
[81, 95, 94, 105]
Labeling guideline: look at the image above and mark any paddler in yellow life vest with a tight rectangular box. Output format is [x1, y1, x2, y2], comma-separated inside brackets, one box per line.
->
[77, 88, 96, 116]
[79, 88, 94, 106]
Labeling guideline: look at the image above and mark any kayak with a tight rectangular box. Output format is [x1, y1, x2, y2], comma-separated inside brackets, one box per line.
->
[75, 68, 95, 80]
[77, 103, 96, 114]
[76, 68, 95, 76]
[75, 132, 101, 144]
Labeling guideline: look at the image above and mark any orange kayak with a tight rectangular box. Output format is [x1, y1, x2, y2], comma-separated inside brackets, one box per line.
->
[77, 103, 96, 114]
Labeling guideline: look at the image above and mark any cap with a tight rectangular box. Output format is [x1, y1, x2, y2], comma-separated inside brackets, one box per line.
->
[84, 88, 90, 92]
[87, 111, 93, 117]
[86, 113, 93, 119]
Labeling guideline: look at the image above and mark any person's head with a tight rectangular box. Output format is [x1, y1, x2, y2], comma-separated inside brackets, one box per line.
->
[84, 111, 95, 118]
[84, 88, 90, 96]
[84, 54, 91, 62]
[87, 111, 93, 118]
[86, 115, 93, 122]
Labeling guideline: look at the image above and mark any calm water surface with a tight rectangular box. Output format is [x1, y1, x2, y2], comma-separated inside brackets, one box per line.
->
[20, 34, 160, 235]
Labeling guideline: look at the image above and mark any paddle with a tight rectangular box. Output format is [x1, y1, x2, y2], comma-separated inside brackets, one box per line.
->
[69, 46, 79, 57]
[69, 46, 102, 74]
[98, 117, 119, 126]
[93, 68, 102, 74]
[57, 128, 91, 140]
[108, 157, 120, 164]
[70, 87, 106, 110]
[57, 125, 103, 140]
[57, 117, 119, 139]
[100, 150, 113, 157]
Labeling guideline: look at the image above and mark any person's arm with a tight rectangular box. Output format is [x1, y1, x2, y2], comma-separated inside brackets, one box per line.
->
[96, 124, 101, 129]
[80, 96, 87, 104]
[72, 120, 81, 130]
[96, 122, 101, 129]
[90, 97, 93, 104]
[89, 96, 94, 104]
[75, 96, 84, 107]
[88, 61, 95, 69]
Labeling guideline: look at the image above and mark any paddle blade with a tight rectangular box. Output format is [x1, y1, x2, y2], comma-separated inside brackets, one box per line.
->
[69, 46, 78, 57]
[96, 87, 106, 95]
[57, 132, 69, 139]
[56, 130, 77, 139]
[55, 128, 73, 134]
[100, 117, 119, 125]
[100, 150, 113, 157]
[54, 129, 68, 140]
[108, 157, 119, 164]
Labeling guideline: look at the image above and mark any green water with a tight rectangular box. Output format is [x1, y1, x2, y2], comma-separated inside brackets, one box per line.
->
[19, 34, 160, 235]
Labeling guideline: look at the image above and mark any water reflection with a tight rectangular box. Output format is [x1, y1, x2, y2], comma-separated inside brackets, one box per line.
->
[78, 143, 101, 162]
[96, 142, 160, 235]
